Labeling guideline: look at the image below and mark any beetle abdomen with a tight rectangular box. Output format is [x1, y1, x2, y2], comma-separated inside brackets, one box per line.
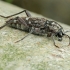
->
[6, 17, 29, 31]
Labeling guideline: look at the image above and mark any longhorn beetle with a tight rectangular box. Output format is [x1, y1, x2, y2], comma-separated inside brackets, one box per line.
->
[0, 9, 70, 47]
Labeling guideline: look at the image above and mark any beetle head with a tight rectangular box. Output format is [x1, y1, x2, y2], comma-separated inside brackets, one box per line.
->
[55, 29, 64, 41]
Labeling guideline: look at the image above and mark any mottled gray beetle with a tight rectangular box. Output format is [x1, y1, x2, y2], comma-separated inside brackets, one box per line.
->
[0, 10, 70, 47]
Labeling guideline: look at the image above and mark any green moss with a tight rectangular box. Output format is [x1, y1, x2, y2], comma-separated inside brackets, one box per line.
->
[0, 67, 3, 70]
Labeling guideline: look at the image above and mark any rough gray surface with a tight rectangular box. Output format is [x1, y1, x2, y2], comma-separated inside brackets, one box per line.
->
[0, 1, 70, 70]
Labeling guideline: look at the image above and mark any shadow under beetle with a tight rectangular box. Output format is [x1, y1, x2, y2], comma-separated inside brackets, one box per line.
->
[0, 9, 70, 48]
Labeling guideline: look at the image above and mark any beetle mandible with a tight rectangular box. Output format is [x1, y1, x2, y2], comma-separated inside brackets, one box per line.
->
[0, 10, 70, 47]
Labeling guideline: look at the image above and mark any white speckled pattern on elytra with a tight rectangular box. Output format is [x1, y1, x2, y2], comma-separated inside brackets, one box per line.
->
[0, 1, 70, 70]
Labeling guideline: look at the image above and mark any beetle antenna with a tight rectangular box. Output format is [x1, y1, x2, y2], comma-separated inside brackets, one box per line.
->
[0, 23, 8, 29]
[64, 30, 70, 33]
[64, 34, 70, 46]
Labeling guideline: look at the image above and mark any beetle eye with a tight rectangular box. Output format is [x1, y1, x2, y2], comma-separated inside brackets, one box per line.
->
[59, 33, 62, 37]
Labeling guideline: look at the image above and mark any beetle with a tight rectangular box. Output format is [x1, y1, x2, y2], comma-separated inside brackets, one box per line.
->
[0, 9, 70, 47]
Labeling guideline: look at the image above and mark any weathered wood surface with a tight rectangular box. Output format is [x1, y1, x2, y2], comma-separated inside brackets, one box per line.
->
[0, 1, 70, 70]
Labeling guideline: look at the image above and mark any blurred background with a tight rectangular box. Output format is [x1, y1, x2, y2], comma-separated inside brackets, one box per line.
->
[2, 0, 70, 25]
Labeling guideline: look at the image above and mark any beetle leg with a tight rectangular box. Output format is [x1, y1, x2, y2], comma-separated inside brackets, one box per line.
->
[0, 23, 8, 29]
[0, 18, 18, 29]
[15, 27, 34, 43]
[52, 34, 59, 48]
[24, 10, 31, 17]
[0, 10, 31, 18]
